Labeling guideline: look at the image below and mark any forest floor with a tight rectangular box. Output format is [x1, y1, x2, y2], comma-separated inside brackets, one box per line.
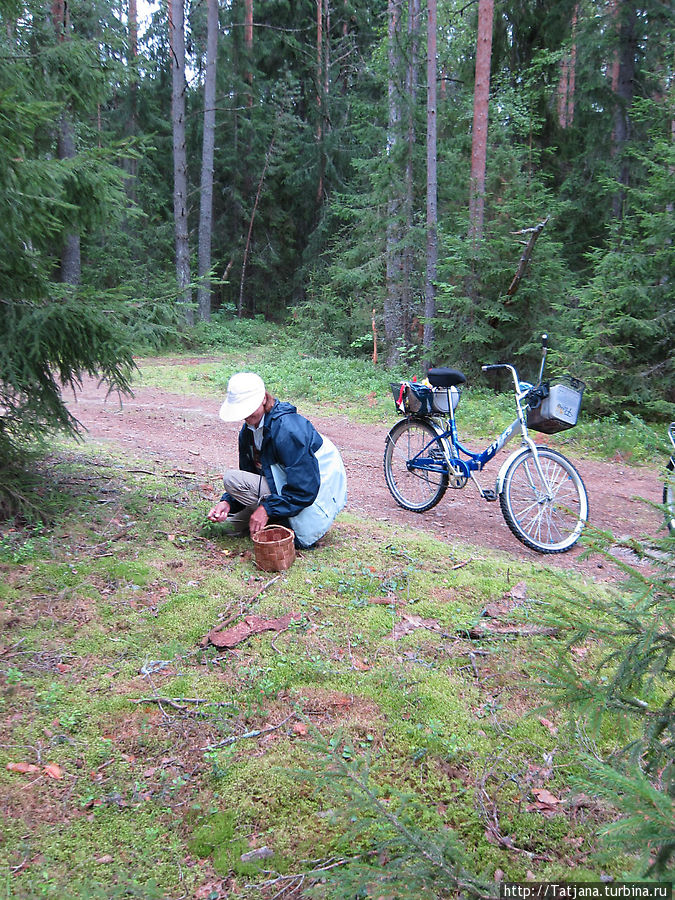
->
[65, 357, 665, 582]
[3, 357, 669, 898]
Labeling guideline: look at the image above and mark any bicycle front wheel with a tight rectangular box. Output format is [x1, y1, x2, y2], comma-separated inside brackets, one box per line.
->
[664, 459, 675, 533]
[499, 447, 588, 553]
[384, 418, 449, 512]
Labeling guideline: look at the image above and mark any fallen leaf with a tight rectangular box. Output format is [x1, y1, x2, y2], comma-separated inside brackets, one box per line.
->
[205, 612, 300, 649]
[509, 581, 528, 600]
[391, 614, 443, 640]
[538, 716, 558, 735]
[43, 763, 64, 779]
[7, 762, 40, 775]
[532, 787, 561, 805]
[351, 656, 371, 671]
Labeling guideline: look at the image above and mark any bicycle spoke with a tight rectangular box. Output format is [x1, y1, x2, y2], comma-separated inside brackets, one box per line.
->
[500, 448, 588, 553]
[384, 420, 448, 513]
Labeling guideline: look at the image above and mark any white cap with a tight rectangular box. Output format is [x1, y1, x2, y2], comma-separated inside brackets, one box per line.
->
[218, 372, 266, 421]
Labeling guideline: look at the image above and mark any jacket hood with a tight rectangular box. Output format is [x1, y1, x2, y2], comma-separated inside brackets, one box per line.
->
[267, 400, 297, 421]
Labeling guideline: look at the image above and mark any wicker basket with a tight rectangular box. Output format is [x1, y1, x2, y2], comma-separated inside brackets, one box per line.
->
[252, 525, 296, 571]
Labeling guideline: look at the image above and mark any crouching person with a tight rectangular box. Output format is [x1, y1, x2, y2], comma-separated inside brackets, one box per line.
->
[207, 372, 347, 548]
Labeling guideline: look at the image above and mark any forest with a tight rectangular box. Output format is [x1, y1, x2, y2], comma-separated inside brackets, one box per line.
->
[1, 0, 674, 474]
[1, 1, 675, 896]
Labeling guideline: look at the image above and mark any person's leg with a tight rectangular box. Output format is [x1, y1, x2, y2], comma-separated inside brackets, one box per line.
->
[222, 470, 272, 534]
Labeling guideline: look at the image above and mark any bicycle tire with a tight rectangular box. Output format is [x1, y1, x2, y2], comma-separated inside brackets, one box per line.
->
[664, 459, 675, 534]
[384, 418, 449, 512]
[499, 447, 588, 554]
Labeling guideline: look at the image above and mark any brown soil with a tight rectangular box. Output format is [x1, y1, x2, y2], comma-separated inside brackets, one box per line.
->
[64, 364, 665, 582]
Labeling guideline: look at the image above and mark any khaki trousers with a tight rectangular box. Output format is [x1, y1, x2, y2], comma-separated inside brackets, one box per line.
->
[222, 469, 272, 534]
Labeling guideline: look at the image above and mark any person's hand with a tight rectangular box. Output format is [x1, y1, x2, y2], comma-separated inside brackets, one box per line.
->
[208, 500, 230, 523]
[248, 505, 269, 536]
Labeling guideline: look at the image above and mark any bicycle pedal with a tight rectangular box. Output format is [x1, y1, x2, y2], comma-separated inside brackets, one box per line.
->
[482, 489, 498, 502]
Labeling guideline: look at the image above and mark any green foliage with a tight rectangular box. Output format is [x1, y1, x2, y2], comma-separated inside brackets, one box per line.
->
[566, 98, 675, 416]
[301, 728, 494, 900]
[540, 531, 675, 874]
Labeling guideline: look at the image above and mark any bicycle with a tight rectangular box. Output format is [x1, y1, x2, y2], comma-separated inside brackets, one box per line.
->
[664, 422, 675, 534]
[383, 335, 589, 554]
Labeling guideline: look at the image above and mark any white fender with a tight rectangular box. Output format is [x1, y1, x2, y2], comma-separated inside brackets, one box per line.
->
[495, 445, 531, 495]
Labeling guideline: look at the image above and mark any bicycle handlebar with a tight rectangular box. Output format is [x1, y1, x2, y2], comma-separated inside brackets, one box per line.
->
[482, 334, 550, 398]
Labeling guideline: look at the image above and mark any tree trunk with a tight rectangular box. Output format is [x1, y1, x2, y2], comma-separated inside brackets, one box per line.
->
[245, 0, 253, 107]
[423, 0, 437, 360]
[467, 0, 494, 249]
[125, 0, 138, 203]
[402, 0, 419, 349]
[197, 0, 218, 322]
[315, 0, 324, 207]
[384, 0, 405, 367]
[169, 0, 192, 323]
[56, 114, 81, 285]
[611, 0, 637, 219]
[556, 4, 578, 129]
[239, 0, 254, 317]
[52, 0, 80, 285]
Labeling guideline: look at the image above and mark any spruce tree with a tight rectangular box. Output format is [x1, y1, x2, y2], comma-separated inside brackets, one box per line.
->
[0, 0, 137, 510]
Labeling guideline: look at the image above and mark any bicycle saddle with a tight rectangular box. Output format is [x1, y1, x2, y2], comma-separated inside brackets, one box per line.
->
[427, 367, 467, 388]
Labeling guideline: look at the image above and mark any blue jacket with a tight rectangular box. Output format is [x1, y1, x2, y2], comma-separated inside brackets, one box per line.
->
[222, 400, 323, 520]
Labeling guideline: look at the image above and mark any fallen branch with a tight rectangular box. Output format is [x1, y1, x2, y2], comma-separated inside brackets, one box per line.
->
[129, 696, 237, 711]
[200, 712, 296, 751]
[506, 217, 549, 298]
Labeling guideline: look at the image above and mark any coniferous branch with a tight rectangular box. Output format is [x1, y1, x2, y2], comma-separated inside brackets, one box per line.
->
[298, 725, 495, 899]
[537, 530, 674, 874]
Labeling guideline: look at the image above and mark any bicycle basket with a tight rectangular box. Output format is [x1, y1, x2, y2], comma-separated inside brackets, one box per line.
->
[390, 381, 435, 416]
[526, 375, 585, 434]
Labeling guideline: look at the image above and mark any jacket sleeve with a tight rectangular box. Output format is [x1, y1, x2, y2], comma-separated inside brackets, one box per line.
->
[220, 426, 257, 506]
[261, 417, 321, 519]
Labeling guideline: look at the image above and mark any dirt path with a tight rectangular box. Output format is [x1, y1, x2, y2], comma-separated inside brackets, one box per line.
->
[65, 367, 665, 581]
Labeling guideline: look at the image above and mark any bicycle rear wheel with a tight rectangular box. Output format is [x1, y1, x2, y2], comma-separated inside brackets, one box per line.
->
[384, 419, 448, 512]
[499, 447, 588, 553]
[664, 459, 675, 534]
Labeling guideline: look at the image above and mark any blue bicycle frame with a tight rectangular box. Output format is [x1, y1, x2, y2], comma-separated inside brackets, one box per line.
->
[408, 356, 549, 495]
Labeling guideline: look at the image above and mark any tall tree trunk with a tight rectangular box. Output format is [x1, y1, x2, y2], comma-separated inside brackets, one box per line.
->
[239, 0, 254, 317]
[611, 0, 637, 219]
[52, 0, 80, 285]
[384, 0, 405, 367]
[423, 0, 437, 360]
[245, 0, 253, 108]
[402, 0, 419, 349]
[315, 0, 324, 207]
[467, 0, 494, 249]
[125, 0, 138, 203]
[169, 0, 192, 323]
[197, 0, 218, 322]
[556, 4, 578, 129]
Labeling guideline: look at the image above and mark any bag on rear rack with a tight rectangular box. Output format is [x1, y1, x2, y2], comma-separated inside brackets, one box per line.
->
[526, 376, 585, 434]
[390, 381, 434, 416]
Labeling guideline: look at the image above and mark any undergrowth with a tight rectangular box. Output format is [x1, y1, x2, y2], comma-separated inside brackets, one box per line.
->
[137, 319, 666, 463]
[0, 447, 671, 899]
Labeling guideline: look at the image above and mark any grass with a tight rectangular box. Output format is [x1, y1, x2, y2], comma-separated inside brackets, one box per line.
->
[1, 445, 660, 899]
[135, 320, 667, 464]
